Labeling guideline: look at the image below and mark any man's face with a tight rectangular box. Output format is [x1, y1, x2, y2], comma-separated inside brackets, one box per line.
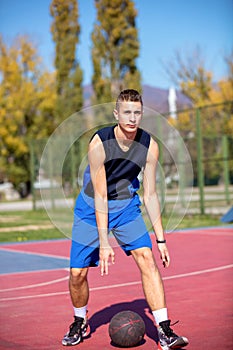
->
[114, 101, 143, 133]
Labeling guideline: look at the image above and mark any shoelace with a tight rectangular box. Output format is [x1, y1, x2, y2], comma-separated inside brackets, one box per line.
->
[68, 318, 84, 337]
[162, 320, 179, 337]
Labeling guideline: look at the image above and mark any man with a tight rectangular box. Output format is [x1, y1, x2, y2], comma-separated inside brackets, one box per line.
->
[62, 89, 189, 349]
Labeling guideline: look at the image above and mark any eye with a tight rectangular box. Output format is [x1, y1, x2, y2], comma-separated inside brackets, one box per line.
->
[134, 111, 142, 116]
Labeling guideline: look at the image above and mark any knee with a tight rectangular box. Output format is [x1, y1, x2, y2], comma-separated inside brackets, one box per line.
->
[70, 268, 88, 286]
[133, 248, 158, 272]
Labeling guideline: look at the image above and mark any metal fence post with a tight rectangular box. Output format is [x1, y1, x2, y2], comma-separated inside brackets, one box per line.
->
[70, 139, 77, 202]
[222, 135, 230, 204]
[157, 117, 166, 214]
[48, 143, 55, 210]
[196, 108, 205, 214]
[178, 136, 185, 208]
[29, 140, 36, 210]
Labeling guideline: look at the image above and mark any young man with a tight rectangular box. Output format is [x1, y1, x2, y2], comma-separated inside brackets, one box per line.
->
[62, 89, 189, 349]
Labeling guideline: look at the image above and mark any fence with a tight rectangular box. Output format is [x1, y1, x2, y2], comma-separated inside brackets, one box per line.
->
[30, 101, 233, 216]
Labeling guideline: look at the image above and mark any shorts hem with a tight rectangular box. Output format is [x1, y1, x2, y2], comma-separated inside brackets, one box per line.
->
[70, 262, 99, 268]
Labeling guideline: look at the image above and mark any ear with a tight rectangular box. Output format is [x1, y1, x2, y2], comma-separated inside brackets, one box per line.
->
[113, 109, 119, 121]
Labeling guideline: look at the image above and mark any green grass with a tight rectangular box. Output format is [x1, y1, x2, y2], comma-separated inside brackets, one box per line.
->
[162, 213, 223, 230]
[0, 228, 65, 243]
[0, 209, 51, 228]
[0, 208, 228, 243]
[0, 210, 65, 242]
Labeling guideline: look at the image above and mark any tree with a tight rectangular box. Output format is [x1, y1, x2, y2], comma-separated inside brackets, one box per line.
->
[164, 48, 233, 184]
[91, 0, 141, 104]
[0, 35, 56, 191]
[208, 53, 233, 134]
[163, 47, 213, 106]
[50, 0, 83, 120]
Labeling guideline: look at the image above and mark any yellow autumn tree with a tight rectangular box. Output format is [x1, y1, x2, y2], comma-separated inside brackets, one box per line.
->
[164, 48, 233, 184]
[209, 55, 233, 135]
[0, 35, 56, 192]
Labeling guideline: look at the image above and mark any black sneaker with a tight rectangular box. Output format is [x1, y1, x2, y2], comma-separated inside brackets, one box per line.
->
[157, 320, 188, 349]
[62, 314, 90, 346]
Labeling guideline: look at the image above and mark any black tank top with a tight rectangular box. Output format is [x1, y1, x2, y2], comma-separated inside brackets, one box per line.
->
[83, 125, 151, 200]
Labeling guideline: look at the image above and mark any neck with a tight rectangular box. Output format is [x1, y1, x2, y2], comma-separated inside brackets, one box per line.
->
[114, 125, 137, 152]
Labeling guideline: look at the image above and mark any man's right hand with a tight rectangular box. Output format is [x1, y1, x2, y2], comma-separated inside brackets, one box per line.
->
[99, 245, 115, 276]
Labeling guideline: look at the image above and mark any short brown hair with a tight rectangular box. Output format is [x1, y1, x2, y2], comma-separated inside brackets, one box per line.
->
[116, 89, 143, 110]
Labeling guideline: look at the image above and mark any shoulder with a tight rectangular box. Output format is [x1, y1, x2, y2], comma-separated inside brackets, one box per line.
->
[138, 128, 158, 150]
[138, 128, 151, 147]
[95, 125, 115, 141]
[88, 133, 105, 164]
[139, 128, 151, 138]
[89, 126, 114, 143]
[147, 137, 159, 162]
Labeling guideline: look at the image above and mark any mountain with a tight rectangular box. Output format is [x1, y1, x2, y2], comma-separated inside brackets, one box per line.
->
[83, 84, 192, 114]
[142, 84, 192, 114]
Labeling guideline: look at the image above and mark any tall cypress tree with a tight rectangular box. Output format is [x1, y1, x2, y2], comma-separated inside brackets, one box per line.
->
[50, 0, 83, 120]
[92, 0, 141, 103]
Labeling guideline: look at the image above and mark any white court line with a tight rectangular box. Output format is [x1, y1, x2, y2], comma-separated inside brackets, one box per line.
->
[0, 264, 232, 302]
[0, 275, 69, 292]
[0, 247, 69, 260]
[0, 267, 70, 277]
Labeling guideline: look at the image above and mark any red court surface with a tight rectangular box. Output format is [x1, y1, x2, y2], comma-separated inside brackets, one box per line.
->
[0, 227, 232, 350]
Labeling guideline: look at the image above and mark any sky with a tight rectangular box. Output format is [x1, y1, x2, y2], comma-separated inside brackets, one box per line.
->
[0, 0, 232, 89]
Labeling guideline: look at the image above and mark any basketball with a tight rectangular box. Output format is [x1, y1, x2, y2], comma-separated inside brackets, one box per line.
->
[108, 310, 145, 347]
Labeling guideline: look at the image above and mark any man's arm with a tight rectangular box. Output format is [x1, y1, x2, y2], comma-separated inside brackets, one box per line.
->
[88, 134, 115, 275]
[143, 138, 170, 267]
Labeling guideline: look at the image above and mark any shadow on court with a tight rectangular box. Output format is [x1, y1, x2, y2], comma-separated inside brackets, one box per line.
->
[89, 298, 158, 342]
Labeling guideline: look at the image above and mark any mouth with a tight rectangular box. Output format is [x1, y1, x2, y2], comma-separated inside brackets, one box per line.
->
[127, 124, 137, 128]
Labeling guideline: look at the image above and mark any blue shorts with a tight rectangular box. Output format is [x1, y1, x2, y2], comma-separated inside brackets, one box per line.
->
[70, 190, 152, 268]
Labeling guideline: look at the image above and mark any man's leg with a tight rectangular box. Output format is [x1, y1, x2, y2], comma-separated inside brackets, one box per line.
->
[131, 247, 188, 349]
[131, 247, 166, 312]
[62, 267, 90, 346]
[69, 267, 89, 307]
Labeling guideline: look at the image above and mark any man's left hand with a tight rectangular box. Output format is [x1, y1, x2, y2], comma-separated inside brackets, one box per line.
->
[158, 243, 170, 268]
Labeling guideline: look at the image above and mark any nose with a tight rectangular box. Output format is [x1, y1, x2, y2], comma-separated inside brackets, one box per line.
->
[129, 112, 136, 122]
